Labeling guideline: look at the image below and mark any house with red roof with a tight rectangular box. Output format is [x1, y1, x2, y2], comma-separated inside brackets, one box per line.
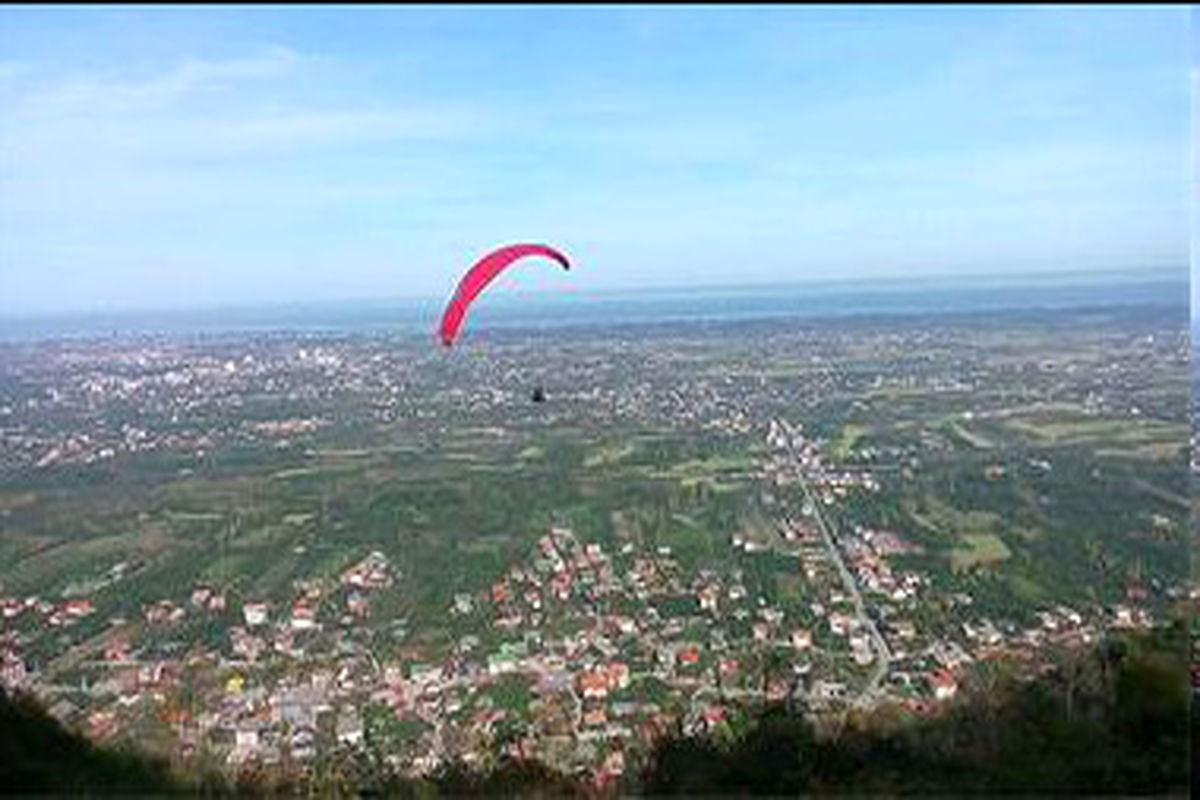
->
[928, 669, 958, 701]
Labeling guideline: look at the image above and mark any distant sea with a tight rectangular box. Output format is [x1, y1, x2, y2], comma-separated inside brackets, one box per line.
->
[0, 268, 1186, 343]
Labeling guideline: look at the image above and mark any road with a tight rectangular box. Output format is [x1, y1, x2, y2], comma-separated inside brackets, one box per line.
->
[774, 418, 890, 707]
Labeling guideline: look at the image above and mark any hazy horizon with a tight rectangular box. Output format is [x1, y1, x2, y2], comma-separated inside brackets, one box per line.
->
[0, 265, 1185, 344]
[0, 262, 1186, 320]
[1, 6, 1191, 316]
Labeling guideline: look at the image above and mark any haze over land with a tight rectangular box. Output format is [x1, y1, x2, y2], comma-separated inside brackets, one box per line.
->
[0, 268, 1186, 343]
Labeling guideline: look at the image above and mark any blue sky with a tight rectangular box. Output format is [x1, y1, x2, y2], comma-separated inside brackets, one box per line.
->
[1192, 5, 1200, 320]
[0, 5, 1190, 315]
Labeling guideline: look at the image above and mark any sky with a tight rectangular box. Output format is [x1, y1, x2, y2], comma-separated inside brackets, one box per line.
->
[1192, 6, 1200, 320]
[0, 5, 1191, 315]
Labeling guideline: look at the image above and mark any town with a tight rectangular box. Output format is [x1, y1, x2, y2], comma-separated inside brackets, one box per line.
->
[0, 304, 1189, 786]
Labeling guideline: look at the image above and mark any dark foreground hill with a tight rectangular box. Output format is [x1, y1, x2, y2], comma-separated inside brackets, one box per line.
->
[0, 685, 179, 795]
[638, 621, 1190, 796]
[0, 621, 1190, 797]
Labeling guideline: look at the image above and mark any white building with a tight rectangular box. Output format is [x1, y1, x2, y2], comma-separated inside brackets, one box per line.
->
[243, 602, 269, 628]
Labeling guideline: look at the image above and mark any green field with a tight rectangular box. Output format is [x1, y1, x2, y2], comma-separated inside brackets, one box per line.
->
[907, 496, 1003, 541]
[944, 420, 996, 450]
[830, 423, 868, 460]
[950, 534, 1012, 571]
[1005, 414, 1184, 450]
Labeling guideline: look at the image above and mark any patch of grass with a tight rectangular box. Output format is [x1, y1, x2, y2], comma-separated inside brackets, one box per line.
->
[1008, 572, 1048, 603]
[231, 525, 288, 550]
[950, 534, 1011, 572]
[270, 468, 321, 480]
[831, 423, 867, 460]
[459, 535, 514, 555]
[1006, 415, 1184, 448]
[678, 476, 740, 493]
[776, 573, 809, 604]
[584, 443, 636, 469]
[944, 421, 996, 450]
[908, 496, 1002, 541]
[199, 552, 254, 584]
[611, 510, 637, 543]
[1012, 525, 1041, 542]
[487, 675, 533, 714]
[0, 491, 38, 512]
[1096, 442, 1185, 461]
[650, 454, 756, 481]
[164, 511, 223, 522]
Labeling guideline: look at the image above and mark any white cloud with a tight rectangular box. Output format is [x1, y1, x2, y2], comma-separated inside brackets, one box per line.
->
[3, 108, 483, 171]
[0, 45, 502, 308]
[0, 42, 498, 166]
[12, 46, 299, 118]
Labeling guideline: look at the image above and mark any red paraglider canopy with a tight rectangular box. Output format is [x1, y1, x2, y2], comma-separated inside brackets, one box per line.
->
[438, 243, 571, 347]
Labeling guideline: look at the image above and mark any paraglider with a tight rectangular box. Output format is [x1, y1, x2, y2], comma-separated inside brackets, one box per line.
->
[438, 243, 571, 348]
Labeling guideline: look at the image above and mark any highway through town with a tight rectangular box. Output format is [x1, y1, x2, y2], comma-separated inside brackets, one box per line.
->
[774, 419, 891, 707]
